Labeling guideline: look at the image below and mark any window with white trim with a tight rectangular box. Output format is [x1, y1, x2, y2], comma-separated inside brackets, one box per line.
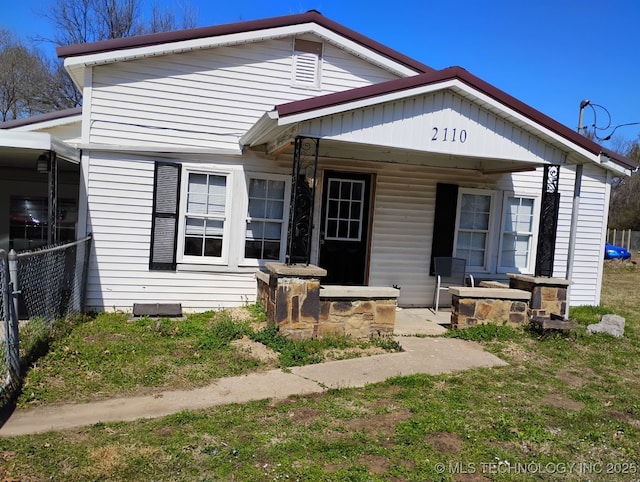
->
[182, 171, 229, 262]
[245, 176, 287, 261]
[499, 196, 536, 272]
[454, 189, 495, 271]
[292, 38, 322, 88]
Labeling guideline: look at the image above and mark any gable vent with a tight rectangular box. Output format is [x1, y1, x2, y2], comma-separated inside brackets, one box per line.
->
[293, 39, 322, 88]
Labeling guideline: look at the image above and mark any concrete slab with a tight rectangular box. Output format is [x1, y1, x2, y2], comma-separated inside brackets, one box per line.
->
[0, 371, 323, 436]
[0, 335, 507, 436]
[394, 308, 450, 335]
[290, 336, 507, 389]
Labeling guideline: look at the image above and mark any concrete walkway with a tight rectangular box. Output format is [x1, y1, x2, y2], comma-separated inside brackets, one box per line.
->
[0, 309, 507, 436]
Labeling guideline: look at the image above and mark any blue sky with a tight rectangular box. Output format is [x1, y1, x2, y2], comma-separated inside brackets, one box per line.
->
[2, 0, 639, 145]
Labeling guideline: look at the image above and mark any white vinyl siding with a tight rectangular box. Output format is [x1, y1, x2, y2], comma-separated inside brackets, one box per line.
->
[300, 90, 567, 166]
[89, 37, 400, 150]
[82, 152, 610, 311]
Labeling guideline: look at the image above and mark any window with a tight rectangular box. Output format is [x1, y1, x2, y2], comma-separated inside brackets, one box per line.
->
[245, 177, 287, 260]
[150, 162, 291, 270]
[454, 190, 495, 271]
[183, 172, 228, 261]
[324, 178, 365, 241]
[499, 196, 536, 272]
[292, 38, 322, 88]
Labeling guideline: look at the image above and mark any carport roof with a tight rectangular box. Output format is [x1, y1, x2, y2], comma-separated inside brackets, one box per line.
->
[0, 131, 80, 165]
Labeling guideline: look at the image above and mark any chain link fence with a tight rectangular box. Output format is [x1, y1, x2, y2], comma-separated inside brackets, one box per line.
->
[1, 250, 20, 404]
[0, 235, 92, 405]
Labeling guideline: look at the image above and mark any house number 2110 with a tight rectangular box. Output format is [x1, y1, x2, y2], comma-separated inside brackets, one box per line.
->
[431, 127, 467, 143]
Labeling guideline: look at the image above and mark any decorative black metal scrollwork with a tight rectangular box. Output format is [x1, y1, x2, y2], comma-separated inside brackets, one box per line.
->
[535, 164, 560, 277]
[286, 137, 319, 265]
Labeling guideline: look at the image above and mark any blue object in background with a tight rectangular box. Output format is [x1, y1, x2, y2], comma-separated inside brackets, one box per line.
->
[604, 243, 631, 260]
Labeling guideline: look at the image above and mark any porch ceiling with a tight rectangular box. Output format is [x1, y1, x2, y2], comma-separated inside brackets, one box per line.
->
[0, 131, 80, 170]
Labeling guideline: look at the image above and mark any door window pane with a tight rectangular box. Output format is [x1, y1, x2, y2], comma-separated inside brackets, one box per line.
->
[324, 178, 365, 241]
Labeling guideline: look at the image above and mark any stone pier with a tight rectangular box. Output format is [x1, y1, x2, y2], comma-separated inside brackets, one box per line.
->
[255, 263, 399, 339]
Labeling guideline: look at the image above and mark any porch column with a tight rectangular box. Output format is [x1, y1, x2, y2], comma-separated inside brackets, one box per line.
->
[286, 136, 319, 265]
[47, 151, 58, 245]
[535, 164, 560, 277]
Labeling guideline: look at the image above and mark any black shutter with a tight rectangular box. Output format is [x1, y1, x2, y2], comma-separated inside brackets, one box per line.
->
[429, 183, 459, 275]
[149, 162, 181, 270]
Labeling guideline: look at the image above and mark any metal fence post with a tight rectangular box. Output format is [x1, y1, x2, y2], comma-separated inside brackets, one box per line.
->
[8, 250, 18, 321]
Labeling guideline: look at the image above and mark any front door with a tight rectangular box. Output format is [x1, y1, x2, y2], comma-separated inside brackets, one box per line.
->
[319, 171, 372, 285]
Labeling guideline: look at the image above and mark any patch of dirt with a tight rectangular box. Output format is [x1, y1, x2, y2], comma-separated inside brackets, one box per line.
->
[425, 431, 463, 455]
[541, 393, 585, 411]
[356, 454, 390, 474]
[606, 410, 640, 428]
[226, 306, 267, 330]
[230, 336, 279, 365]
[500, 341, 531, 363]
[287, 406, 323, 426]
[342, 409, 413, 437]
[555, 367, 598, 388]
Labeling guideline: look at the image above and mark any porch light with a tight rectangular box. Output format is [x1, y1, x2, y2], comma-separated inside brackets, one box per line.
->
[36, 154, 49, 173]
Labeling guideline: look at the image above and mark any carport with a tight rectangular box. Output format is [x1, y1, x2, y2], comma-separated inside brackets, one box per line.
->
[0, 131, 80, 251]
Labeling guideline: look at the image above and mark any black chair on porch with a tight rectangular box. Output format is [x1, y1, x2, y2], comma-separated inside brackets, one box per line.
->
[432, 257, 475, 313]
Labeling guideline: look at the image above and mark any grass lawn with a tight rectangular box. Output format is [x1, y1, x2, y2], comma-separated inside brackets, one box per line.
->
[1, 261, 640, 480]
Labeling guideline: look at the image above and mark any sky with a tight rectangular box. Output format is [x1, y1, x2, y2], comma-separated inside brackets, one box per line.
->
[1, 0, 639, 146]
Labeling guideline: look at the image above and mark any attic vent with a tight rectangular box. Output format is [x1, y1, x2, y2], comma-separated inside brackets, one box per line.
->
[293, 39, 322, 88]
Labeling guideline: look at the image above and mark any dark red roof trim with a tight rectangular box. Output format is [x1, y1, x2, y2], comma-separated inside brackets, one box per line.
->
[277, 67, 636, 171]
[0, 107, 82, 129]
[56, 10, 432, 75]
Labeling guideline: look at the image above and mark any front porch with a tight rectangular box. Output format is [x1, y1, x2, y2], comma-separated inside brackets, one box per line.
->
[256, 263, 571, 339]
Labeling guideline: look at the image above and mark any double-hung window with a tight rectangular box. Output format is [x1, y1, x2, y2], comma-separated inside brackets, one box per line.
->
[499, 196, 536, 272]
[245, 176, 287, 261]
[454, 189, 495, 271]
[182, 172, 229, 262]
[151, 163, 290, 270]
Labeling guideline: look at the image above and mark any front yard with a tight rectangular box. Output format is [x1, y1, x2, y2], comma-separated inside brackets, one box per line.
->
[1, 260, 640, 481]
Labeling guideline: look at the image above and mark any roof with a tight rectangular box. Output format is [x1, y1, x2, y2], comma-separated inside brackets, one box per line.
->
[0, 107, 82, 130]
[274, 66, 636, 171]
[57, 10, 433, 75]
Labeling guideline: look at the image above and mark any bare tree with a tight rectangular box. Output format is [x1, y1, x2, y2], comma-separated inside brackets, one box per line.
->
[608, 137, 640, 229]
[43, 0, 196, 46]
[0, 31, 60, 121]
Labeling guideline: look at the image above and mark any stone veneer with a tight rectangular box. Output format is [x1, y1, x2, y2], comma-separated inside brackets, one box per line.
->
[256, 263, 399, 340]
[319, 286, 399, 339]
[507, 274, 570, 319]
[449, 287, 531, 329]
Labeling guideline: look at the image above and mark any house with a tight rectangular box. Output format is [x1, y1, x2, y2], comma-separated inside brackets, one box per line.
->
[0, 11, 633, 314]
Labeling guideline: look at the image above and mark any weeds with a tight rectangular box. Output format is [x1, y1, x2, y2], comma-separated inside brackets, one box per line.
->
[15, 305, 399, 405]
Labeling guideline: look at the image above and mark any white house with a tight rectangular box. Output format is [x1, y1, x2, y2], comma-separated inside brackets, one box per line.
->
[0, 11, 633, 312]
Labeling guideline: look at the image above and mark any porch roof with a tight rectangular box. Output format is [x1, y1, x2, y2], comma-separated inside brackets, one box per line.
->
[0, 131, 81, 167]
[241, 67, 634, 176]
